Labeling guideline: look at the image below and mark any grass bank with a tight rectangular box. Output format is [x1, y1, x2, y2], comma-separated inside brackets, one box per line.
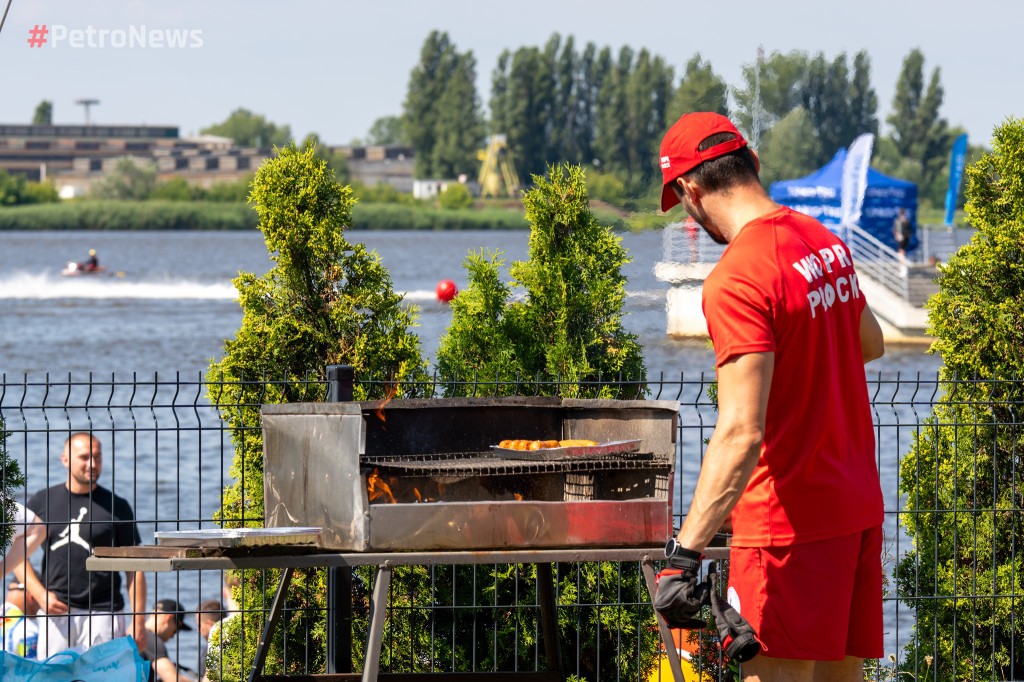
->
[0, 200, 640, 231]
[0, 201, 259, 230]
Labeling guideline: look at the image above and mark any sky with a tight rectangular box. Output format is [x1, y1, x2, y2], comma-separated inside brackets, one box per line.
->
[2, 0, 1021, 150]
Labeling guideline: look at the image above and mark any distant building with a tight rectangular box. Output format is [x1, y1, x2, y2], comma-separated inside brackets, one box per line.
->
[0, 124, 417, 196]
[334, 144, 415, 193]
[412, 177, 480, 200]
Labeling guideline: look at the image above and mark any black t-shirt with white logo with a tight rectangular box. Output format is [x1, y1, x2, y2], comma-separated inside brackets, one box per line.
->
[27, 483, 141, 611]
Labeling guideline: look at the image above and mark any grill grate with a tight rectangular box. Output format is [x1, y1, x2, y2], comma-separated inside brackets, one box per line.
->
[362, 451, 666, 478]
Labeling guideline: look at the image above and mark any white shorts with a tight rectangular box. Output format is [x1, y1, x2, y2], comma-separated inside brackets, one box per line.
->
[36, 607, 126, 659]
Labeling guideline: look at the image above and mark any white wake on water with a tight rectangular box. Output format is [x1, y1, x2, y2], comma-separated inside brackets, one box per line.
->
[0, 272, 239, 300]
[0, 273, 667, 306]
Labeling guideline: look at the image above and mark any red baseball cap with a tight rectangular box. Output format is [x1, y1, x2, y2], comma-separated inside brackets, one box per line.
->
[659, 112, 748, 212]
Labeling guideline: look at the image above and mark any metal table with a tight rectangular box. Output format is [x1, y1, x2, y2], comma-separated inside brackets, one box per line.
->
[88, 545, 729, 682]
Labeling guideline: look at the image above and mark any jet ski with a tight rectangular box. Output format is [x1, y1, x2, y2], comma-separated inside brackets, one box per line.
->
[62, 261, 108, 276]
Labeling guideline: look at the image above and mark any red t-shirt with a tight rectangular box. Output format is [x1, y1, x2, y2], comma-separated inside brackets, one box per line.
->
[702, 206, 883, 547]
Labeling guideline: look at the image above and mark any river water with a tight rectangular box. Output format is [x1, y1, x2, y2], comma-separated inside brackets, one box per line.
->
[0, 228, 944, 667]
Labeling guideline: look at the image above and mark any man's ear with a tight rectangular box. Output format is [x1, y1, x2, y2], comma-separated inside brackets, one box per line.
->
[751, 148, 762, 174]
[675, 176, 700, 204]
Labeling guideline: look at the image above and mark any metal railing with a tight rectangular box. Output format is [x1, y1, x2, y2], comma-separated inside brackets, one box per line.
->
[834, 223, 908, 300]
[1, 371, 1020, 681]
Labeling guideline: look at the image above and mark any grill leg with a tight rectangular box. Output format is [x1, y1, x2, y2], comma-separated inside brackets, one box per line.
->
[642, 559, 688, 682]
[247, 567, 294, 682]
[362, 563, 392, 682]
[327, 567, 353, 673]
[536, 562, 563, 678]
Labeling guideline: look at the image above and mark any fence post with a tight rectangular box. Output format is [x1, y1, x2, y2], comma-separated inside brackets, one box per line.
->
[326, 364, 354, 674]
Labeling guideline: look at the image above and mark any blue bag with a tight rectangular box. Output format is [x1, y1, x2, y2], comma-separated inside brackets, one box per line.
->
[0, 636, 150, 681]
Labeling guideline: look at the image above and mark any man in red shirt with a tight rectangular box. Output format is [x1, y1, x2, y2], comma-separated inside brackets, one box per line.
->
[653, 112, 886, 681]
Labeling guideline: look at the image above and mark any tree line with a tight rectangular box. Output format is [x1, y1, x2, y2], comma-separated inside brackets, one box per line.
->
[399, 31, 971, 208]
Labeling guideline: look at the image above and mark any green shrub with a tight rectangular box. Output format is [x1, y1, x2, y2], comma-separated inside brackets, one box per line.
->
[0, 168, 58, 205]
[150, 177, 201, 201]
[1, 417, 25, 555]
[437, 182, 473, 209]
[204, 175, 255, 203]
[90, 157, 157, 200]
[435, 163, 646, 397]
[895, 117, 1024, 680]
[204, 143, 426, 680]
[586, 171, 627, 206]
[428, 163, 653, 681]
[351, 202, 528, 230]
[351, 180, 418, 205]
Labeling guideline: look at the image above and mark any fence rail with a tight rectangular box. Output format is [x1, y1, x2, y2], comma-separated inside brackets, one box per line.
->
[1, 371, 1021, 681]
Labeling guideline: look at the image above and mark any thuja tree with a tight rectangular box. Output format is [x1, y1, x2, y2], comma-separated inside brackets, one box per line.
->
[436, 162, 645, 397]
[896, 118, 1024, 680]
[411, 164, 655, 681]
[204, 143, 425, 680]
[1, 417, 25, 554]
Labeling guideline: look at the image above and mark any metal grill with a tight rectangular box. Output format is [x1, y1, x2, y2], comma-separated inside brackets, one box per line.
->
[363, 450, 665, 477]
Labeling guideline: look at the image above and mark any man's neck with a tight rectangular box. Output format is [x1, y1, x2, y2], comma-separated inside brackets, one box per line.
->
[703, 183, 780, 243]
[65, 481, 98, 495]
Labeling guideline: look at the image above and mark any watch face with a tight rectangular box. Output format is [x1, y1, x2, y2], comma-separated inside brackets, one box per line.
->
[665, 538, 679, 556]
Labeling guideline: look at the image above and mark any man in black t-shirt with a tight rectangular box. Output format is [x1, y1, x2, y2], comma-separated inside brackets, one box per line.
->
[25, 432, 147, 657]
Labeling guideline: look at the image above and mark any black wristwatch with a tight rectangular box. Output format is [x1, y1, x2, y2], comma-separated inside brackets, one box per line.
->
[665, 538, 702, 571]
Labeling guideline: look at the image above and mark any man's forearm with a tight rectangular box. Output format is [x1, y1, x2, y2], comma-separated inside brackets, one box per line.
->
[676, 427, 762, 552]
[23, 559, 47, 604]
[128, 571, 147, 614]
[1, 535, 27, 580]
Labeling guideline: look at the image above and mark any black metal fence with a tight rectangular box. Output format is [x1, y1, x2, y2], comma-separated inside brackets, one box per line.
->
[1, 371, 1020, 681]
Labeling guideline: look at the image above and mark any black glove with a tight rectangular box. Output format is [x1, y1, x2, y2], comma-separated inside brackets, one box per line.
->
[708, 562, 761, 662]
[653, 546, 709, 629]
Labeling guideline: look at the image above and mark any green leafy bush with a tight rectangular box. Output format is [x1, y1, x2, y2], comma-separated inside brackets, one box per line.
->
[422, 163, 654, 681]
[204, 142, 426, 680]
[90, 157, 158, 200]
[1, 417, 25, 555]
[437, 182, 473, 209]
[435, 163, 646, 397]
[586, 171, 627, 207]
[351, 202, 528, 230]
[0, 168, 58, 205]
[895, 117, 1024, 680]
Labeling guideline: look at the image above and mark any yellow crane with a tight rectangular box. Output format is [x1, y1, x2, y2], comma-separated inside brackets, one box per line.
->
[477, 134, 521, 198]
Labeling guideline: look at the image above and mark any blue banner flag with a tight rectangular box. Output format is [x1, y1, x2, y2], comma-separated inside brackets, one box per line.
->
[944, 134, 968, 225]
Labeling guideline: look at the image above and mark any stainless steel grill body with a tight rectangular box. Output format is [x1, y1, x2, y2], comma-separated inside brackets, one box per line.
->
[262, 397, 679, 551]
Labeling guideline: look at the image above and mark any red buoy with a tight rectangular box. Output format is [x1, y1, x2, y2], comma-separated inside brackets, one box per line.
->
[436, 279, 458, 302]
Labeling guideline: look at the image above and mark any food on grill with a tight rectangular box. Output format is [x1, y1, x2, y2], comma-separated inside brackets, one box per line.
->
[498, 439, 566, 450]
[558, 439, 598, 447]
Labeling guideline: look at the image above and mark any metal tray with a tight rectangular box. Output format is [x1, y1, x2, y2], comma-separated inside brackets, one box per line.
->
[154, 527, 321, 548]
[490, 439, 642, 461]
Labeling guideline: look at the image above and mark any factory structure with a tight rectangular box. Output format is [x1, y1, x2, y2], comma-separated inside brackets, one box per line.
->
[0, 123, 415, 198]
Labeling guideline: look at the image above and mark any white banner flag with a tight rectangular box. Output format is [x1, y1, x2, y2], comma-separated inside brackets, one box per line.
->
[840, 133, 875, 227]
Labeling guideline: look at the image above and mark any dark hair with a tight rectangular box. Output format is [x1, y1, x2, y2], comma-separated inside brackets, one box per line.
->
[198, 599, 226, 622]
[683, 132, 759, 193]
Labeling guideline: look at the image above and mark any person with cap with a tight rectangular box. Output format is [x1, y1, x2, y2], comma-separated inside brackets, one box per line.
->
[193, 599, 225, 681]
[84, 249, 99, 271]
[141, 599, 197, 682]
[2, 579, 40, 659]
[653, 112, 886, 681]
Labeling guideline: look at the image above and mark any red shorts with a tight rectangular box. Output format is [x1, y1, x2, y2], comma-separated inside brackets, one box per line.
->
[727, 526, 883, 660]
